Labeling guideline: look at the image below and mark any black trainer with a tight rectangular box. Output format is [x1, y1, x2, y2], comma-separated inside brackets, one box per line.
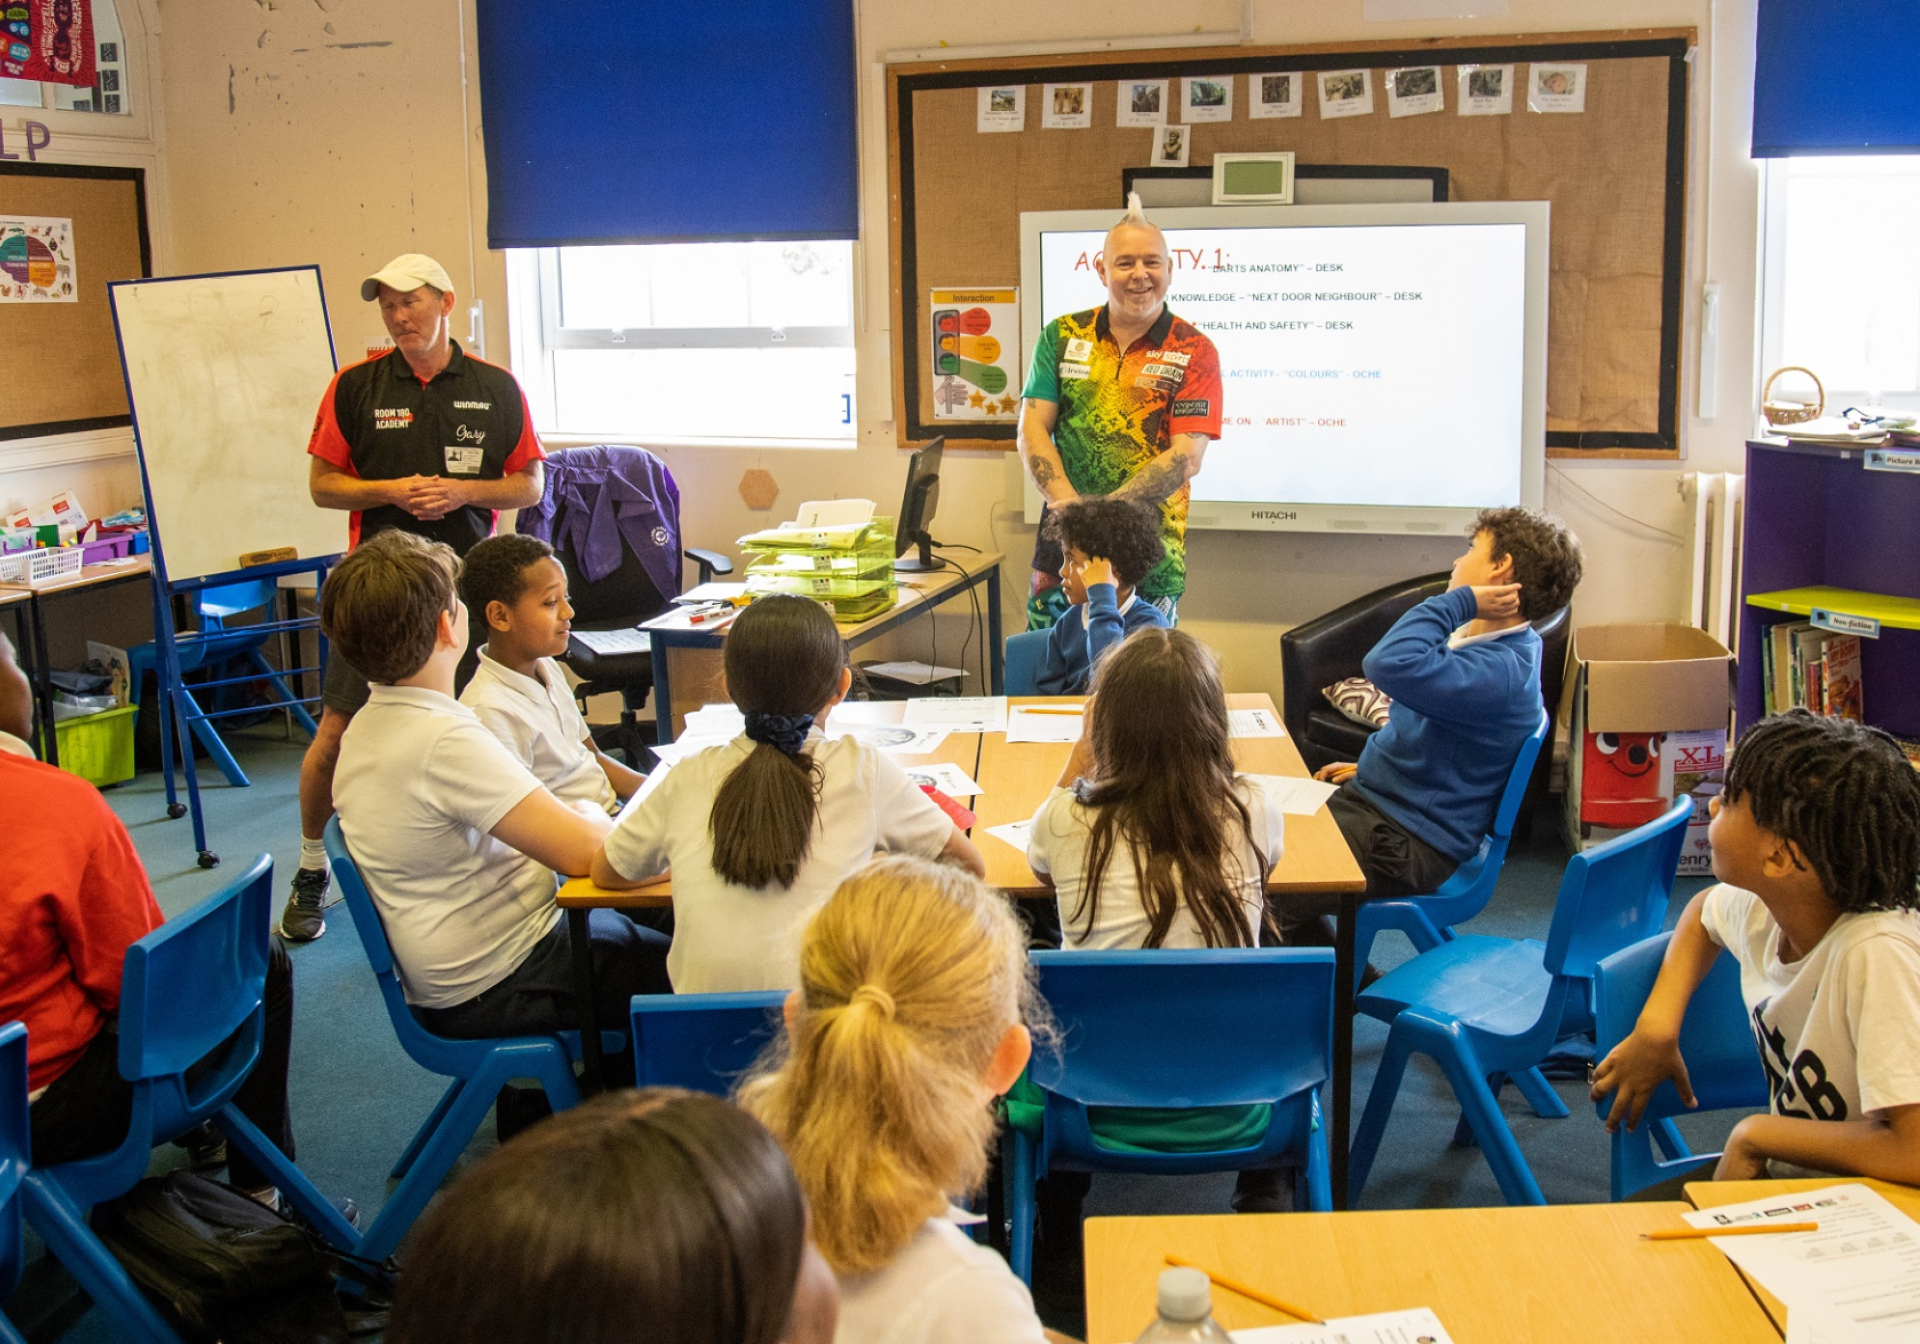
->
[278, 866, 329, 943]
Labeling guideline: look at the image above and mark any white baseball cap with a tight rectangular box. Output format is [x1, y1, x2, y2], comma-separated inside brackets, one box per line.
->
[361, 253, 454, 301]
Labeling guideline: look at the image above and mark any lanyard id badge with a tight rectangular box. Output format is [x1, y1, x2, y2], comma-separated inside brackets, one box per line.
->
[444, 445, 484, 476]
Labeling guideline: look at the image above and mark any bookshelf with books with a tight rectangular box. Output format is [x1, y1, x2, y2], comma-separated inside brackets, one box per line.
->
[1740, 439, 1920, 764]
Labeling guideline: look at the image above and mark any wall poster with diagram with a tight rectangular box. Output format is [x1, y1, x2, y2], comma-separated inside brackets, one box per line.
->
[0, 216, 77, 301]
[929, 288, 1019, 421]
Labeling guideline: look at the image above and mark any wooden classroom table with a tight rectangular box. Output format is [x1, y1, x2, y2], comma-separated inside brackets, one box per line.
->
[1685, 1176, 1920, 1335]
[0, 553, 153, 768]
[554, 728, 986, 1088]
[1084, 1205, 1782, 1344]
[974, 692, 1371, 1205]
[646, 549, 1003, 741]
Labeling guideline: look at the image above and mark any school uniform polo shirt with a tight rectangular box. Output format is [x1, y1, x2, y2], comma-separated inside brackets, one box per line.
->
[1022, 305, 1223, 601]
[307, 340, 545, 556]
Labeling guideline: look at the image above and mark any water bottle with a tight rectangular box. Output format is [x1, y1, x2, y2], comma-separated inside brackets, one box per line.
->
[1134, 1267, 1233, 1342]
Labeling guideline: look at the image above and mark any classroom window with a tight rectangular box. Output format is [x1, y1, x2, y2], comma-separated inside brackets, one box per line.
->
[1758, 156, 1920, 415]
[0, 0, 131, 115]
[507, 242, 857, 447]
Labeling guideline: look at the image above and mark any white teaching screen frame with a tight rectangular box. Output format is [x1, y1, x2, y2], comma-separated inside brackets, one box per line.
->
[1017, 201, 1549, 536]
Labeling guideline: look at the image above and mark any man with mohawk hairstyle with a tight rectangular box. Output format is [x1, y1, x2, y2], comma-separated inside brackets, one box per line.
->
[1018, 193, 1222, 630]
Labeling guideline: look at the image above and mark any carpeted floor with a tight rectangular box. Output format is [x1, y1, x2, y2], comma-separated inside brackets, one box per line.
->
[16, 723, 1745, 1341]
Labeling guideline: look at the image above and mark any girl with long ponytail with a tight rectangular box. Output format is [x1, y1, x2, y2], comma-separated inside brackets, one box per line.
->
[591, 595, 983, 992]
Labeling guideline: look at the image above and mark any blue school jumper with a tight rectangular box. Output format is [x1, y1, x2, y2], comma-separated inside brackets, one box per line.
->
[1034, 583, 1172, 695]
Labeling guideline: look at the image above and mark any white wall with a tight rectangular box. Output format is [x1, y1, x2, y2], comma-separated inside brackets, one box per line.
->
[33, 0, 1763, 701]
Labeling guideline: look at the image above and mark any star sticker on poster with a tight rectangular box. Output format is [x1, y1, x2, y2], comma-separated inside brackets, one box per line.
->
[968, 390, 986, 408]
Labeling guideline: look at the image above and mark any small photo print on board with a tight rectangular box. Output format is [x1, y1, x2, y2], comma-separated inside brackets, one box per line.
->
[1117, 78, 1168, 127]
[977, 84, 1026, 132]
[1457, 64, 1514, 116]
[1528, 63, 1587, 113]
[1317, 69, 1375, 119]
[1386, 66, 1443, 117]
[1151, 123, 1192, 168]
[1249, 71, 1303, 118]
[1182, 76, 1233, 123]
[1041, 83, 1093, 129]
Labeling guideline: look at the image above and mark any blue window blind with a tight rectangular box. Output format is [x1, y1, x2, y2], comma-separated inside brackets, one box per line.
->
[476, 1, 857, 247]
[1754, 0, 1920, 155]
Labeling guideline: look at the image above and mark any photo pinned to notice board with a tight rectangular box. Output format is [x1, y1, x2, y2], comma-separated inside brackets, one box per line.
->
[1041, 83, 1092, 129]
[1182, 76, 1233, 123]
[1117, 78, 1167, 127]
[1457, 64, 1515, 115]
[1151, 123, 1192, 168]
[0, 216, 77, 302]
[1386, 66, 1444, 117]
[1528, 63, 1587, 113]
[1249, 71, 1303, 118]
[1317, 69, 1374, 119]
[977, 84, 1026, 132]
[930, 289, 1019, 421]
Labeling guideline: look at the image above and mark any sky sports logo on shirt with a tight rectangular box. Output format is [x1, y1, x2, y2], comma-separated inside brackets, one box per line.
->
[374, 408, 413, 430]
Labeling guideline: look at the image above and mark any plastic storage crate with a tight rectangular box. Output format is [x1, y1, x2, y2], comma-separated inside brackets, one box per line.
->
[0, 545, 83, 587]
[741, 517, 898, 620]
[50, 704, 138, 787]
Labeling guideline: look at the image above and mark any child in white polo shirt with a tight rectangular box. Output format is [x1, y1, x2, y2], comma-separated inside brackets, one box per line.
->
[458, 534, 644, 813]
[325, 530, 669, 1071]
[589, 594, 983, 993]
[1592, 710, 1920, 1188]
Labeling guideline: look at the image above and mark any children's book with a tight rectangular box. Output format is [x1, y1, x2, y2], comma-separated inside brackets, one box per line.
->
[1823, 634, 1864, 722]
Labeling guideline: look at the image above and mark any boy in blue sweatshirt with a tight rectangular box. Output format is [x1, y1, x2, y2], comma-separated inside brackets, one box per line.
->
[1275, 507, 1582, 939]
[1034, 498, 1172, 695]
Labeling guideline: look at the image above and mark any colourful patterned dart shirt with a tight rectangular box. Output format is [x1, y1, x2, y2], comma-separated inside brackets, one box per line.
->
[1022, 305, 1222, 605]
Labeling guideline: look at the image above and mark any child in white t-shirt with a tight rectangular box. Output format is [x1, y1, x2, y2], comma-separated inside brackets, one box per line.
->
[1592, 709, 1920, 1185]
[325, 530, 669, 1073]
[589, 594, 984, 993]
[740, 856, 1057, 1344]
[458, 534, 643, 813]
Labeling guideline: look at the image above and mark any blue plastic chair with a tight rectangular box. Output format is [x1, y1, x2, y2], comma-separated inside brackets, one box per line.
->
[630, 992, 785, 1095]
[1351, 710, 1551, 985]
[1349, 797, 1692, 1207]
[1, 1022, 29, 1344]
[1007, 949, 1335, 1283]
[325, 819, 604, 1264]
[1004, 630, 1050, 697]
[21, 857, 357, 1344]
[1592, 932, 1769, 1200]
[129, 578, 319, 788]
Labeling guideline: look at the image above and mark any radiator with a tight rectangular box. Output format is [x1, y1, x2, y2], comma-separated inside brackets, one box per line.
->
[1681, 471, 1744, 647]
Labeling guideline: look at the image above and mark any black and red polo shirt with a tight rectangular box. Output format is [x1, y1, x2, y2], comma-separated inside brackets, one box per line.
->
[307, 340, 545, 556]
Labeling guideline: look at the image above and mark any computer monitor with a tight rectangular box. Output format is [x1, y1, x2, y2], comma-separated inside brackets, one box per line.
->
[893, 436, 944, 572]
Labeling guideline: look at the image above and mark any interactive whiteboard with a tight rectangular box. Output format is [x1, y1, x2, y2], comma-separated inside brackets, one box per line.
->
[1020, 202, 1548, 536]
[111, 267, 343, 583]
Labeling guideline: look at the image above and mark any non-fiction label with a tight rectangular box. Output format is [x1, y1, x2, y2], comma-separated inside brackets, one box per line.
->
[1865, 448, 1920, 474]
[1811, 607, 1880, 639]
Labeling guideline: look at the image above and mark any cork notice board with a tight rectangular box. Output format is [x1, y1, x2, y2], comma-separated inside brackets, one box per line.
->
[0, 162, 152, 441]
[888, 29, 1692, 459]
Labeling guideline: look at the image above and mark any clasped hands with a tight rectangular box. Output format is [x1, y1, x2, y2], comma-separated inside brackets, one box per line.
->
[385, 475, 474, 521]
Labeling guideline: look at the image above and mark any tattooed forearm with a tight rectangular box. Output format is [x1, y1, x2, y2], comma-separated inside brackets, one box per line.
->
[1111, 450, 1191, 506]
[1027, 454, 1058, 491]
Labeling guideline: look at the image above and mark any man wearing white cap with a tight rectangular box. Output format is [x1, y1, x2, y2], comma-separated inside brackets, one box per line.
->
[280, 253, 547, 942]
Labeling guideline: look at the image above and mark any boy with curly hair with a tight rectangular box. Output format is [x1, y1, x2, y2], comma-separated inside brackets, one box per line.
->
[1593, 710, 1920, 1187]
[1033, 498, 1170, 695]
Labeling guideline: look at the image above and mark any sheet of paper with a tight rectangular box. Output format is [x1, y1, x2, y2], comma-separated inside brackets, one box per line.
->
[790, 498, 875, 528]
[903, 695, 1009, 733]
[863, 660, 967, 685]
[682, 703, 746, 736]
[898, 761, 982, 798]
[1233, 1307, 1456, 1342]
[1682, 1183, 1920, 1341]
[672, 581, 749, 605]
[571, 627, 651, 656]
[825, 699, 907, 727]
[618, 758, 673, 815]
[640, 606, 736, 632]
[1242, 774, 1341, 816]
[828, 723, 951, 755]
[984, 820, 1033, 853]
[1229, 707, 1286, 737]
[1005, 705, 1084, 744]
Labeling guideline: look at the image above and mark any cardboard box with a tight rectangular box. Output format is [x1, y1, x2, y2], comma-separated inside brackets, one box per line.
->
[1559, 623, 1732, 870]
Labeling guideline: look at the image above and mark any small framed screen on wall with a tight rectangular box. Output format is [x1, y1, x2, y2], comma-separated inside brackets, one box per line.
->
[1211, 152, 1295, 205]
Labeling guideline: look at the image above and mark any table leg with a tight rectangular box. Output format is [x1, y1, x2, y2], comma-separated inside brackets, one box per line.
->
[569, 907, 608, 1094]
[1332, 891, 1357, 1210]
[27, 595, 58, 767]
[985, 566, 1004, 694]
[650, 633, 675, 745]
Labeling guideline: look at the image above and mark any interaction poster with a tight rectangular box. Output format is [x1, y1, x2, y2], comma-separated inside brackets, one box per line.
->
[930, 288, 1019, 421]
[0, 216, 77, 301]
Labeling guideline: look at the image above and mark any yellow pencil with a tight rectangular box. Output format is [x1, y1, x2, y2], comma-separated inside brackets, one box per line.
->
[1164, 1254, 1324, 1325]
[1018, 706, 1085, 716]
[1643, 1221, 1818, 1240]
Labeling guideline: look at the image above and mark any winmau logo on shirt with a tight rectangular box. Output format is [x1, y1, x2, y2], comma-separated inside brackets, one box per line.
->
[374, 408, 413, 430]
[453, 400, 492, 411]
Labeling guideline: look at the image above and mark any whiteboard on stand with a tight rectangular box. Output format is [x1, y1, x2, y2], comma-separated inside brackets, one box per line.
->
[110, 266, 345, 585]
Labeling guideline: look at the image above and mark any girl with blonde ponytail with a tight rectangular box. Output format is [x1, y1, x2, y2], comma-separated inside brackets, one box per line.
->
[741, 856, 1072, 1344]
[591, 596, 984, 992]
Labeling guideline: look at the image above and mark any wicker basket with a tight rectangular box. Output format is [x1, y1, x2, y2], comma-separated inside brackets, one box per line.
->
[1762, 366, 1824, 428]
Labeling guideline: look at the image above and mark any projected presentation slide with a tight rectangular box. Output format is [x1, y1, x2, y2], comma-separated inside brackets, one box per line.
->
[1037, 222, 1528, 510]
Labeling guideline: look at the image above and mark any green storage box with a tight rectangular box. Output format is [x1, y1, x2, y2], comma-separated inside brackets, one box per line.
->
[50, 704, 138, 787]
